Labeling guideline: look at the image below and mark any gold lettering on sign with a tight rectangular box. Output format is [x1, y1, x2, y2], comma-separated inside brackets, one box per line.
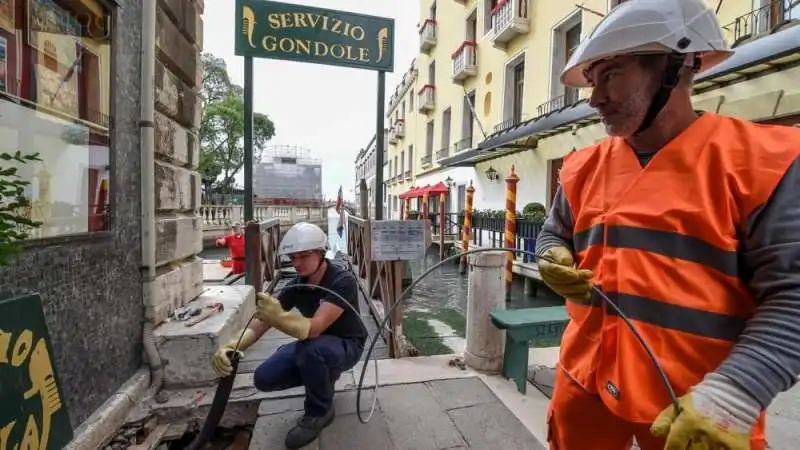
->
[0, 328, 63, 450]
[261, 35, 371, 62]
[265, 12, 367, 41]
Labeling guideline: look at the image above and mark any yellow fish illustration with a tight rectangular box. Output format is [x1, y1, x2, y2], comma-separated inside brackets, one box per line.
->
[23, 338, 62, 450]
[376, 27, 389, 64]
[242, 6, 256, 48]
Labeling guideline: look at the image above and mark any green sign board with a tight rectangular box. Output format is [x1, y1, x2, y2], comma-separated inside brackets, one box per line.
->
[234, 0, 395, 72]
[0, 294, 73, 450]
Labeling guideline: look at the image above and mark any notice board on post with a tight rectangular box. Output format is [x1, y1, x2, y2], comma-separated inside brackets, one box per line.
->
[0, 293, 73, 449]
[370, 220, 429, 261]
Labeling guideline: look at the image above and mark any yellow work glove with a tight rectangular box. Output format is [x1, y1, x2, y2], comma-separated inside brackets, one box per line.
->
[537, 246, 594, 301]
[255, 292, 311, 341]
[651, 373, 759, 450]
[212, 328, 257, 378]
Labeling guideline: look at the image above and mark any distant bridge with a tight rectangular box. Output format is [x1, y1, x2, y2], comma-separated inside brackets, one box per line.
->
[324, 201, 356, 214]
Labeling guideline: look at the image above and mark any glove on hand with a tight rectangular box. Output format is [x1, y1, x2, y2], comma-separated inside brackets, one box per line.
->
[537, 246, 594, 301]
[256, 292, 311, 340]
[651, 372, 759, 450]
[211, 328, 256, 378]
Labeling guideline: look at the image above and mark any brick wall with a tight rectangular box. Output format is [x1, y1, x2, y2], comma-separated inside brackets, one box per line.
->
[0, 0, 144, 427]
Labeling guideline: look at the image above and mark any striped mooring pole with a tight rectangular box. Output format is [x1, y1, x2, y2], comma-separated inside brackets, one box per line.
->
[459, 181, 475, 275]
[505, 166, 520, 298]
[422, 191, 430, 219]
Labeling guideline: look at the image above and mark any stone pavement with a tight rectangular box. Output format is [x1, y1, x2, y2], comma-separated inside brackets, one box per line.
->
[249, 376, 545, 450]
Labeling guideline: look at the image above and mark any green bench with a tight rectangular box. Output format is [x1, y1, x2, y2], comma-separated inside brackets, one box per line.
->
[490, 306, 569, 394]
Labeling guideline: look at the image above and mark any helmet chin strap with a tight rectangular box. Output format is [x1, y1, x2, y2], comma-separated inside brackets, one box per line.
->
[633, 51, 688, 135]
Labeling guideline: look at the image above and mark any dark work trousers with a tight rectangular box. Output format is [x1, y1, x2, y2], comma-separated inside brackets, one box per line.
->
[253, 335, 364, 417]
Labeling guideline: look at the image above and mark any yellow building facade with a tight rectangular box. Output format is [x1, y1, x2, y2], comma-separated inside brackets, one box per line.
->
[381, 0, 800, 218]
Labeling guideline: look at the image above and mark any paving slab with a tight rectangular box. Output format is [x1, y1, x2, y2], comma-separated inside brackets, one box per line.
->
[378, 383, 466, 450]
[249, 377, 544, 449]
[447, 400, 547, 450]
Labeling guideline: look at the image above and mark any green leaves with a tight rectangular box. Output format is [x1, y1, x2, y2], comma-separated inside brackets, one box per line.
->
[0, 151, 43, 266]
[200, 52, 276, 196]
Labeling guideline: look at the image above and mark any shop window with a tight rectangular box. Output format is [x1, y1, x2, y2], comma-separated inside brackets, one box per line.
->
[0, 0, 114, 239]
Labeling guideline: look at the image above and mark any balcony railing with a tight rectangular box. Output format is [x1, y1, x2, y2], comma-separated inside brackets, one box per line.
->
[404, 170, 411, 180]
[419, 19, 437, 52]
[492, 114, 528, 134]
[421, 153, 433, 167]
[536, 90, 581, 118]
[388, 127, 398, 144]
[454, 136, 473, 153]
[723, 0, 799, 45]
[491, 0, 529, 47]
[395, 118, 406, 138]
[436, 146, 450, 161]
[452, 41, 477, 81]
[418, 84, 436, 112]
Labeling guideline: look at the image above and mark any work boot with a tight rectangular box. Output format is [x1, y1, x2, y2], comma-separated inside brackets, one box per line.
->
[285, 408, 335, 449]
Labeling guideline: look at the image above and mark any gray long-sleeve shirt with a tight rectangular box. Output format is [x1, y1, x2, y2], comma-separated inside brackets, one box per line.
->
[536, 154, 800, 409]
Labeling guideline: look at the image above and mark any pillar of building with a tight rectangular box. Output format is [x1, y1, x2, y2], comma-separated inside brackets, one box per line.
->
[149, 0, 205, 324]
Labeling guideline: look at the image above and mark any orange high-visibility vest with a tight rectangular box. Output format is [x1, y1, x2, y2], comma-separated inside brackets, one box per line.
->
[558, 112, 800, 425]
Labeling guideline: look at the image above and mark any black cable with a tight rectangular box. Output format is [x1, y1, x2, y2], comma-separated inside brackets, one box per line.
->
[227, 248, 680, 427]
[351, 247, 682, 418]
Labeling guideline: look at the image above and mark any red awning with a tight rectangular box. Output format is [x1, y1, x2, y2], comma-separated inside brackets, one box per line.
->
[399, 186, 420, 199]
[427, 181, 449, 196]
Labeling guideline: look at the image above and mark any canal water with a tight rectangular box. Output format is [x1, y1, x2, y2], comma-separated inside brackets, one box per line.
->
[329, 208, 564, 355]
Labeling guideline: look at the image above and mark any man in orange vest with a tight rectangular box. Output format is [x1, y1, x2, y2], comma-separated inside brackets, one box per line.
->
[535, 0, 800, 449]
[216, 222, 246, 277]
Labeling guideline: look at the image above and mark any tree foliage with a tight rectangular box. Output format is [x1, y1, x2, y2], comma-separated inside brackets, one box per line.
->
[200, 53, 275, 195]
[0, 151, 42, 265]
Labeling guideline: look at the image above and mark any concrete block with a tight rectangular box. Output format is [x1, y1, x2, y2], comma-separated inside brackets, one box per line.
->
[155, 214, 202, 266]
[155, 160, 195, 212]
[158, 0, 200, 46]
[155, 6, 197, 85]
[718, 90, 783, 121]
[154, 60, 198, 129]
[154, 110, 191, 166]
[776, 91, 800, 117]
[154, 285, 256, 387]
[151, 257, 204, 324]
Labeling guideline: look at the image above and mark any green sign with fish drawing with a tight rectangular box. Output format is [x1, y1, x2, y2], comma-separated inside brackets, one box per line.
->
[0, 294, 73, 450]
[234, 0, 395, 72]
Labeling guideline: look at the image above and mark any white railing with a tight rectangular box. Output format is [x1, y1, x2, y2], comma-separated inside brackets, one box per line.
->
[419, 19, 437, 51]
[200, 204, 326, 229]
[492, 0, 528, 40]
[395, 119, 406, 138]
[452, 41, 477, 79]
[417, 85, 436, 112]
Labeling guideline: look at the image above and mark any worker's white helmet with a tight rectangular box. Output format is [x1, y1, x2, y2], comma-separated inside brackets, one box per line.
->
[561, 0, 733, 87]
[279, 222, 329, 256]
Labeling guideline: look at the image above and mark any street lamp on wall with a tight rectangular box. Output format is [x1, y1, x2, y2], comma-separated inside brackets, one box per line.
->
[485, 166, 500, 182]
[444, 175, 453, 188]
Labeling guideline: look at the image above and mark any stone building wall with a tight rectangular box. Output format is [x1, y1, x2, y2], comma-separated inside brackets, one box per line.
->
[151, 0, 205, 324]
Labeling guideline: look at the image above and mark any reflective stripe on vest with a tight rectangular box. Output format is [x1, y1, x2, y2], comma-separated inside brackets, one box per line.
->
[557, 112, 800, 423]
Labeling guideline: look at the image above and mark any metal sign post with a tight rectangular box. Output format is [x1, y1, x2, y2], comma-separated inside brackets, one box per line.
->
[235, 0, 395, 267]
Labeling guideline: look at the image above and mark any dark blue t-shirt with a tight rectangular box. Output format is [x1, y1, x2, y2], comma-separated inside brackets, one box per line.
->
[277, 260, 366, 341]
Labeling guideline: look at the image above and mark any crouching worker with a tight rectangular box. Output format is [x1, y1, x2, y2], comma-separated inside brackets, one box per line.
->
[210, 222, 366, 449]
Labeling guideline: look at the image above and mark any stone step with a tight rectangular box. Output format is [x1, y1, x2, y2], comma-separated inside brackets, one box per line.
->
[153, 284, 256, 388]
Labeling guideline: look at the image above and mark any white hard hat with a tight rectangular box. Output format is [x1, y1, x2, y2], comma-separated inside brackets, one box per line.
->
[279, 222, 329, 256]
[561, 0, 733, 87]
